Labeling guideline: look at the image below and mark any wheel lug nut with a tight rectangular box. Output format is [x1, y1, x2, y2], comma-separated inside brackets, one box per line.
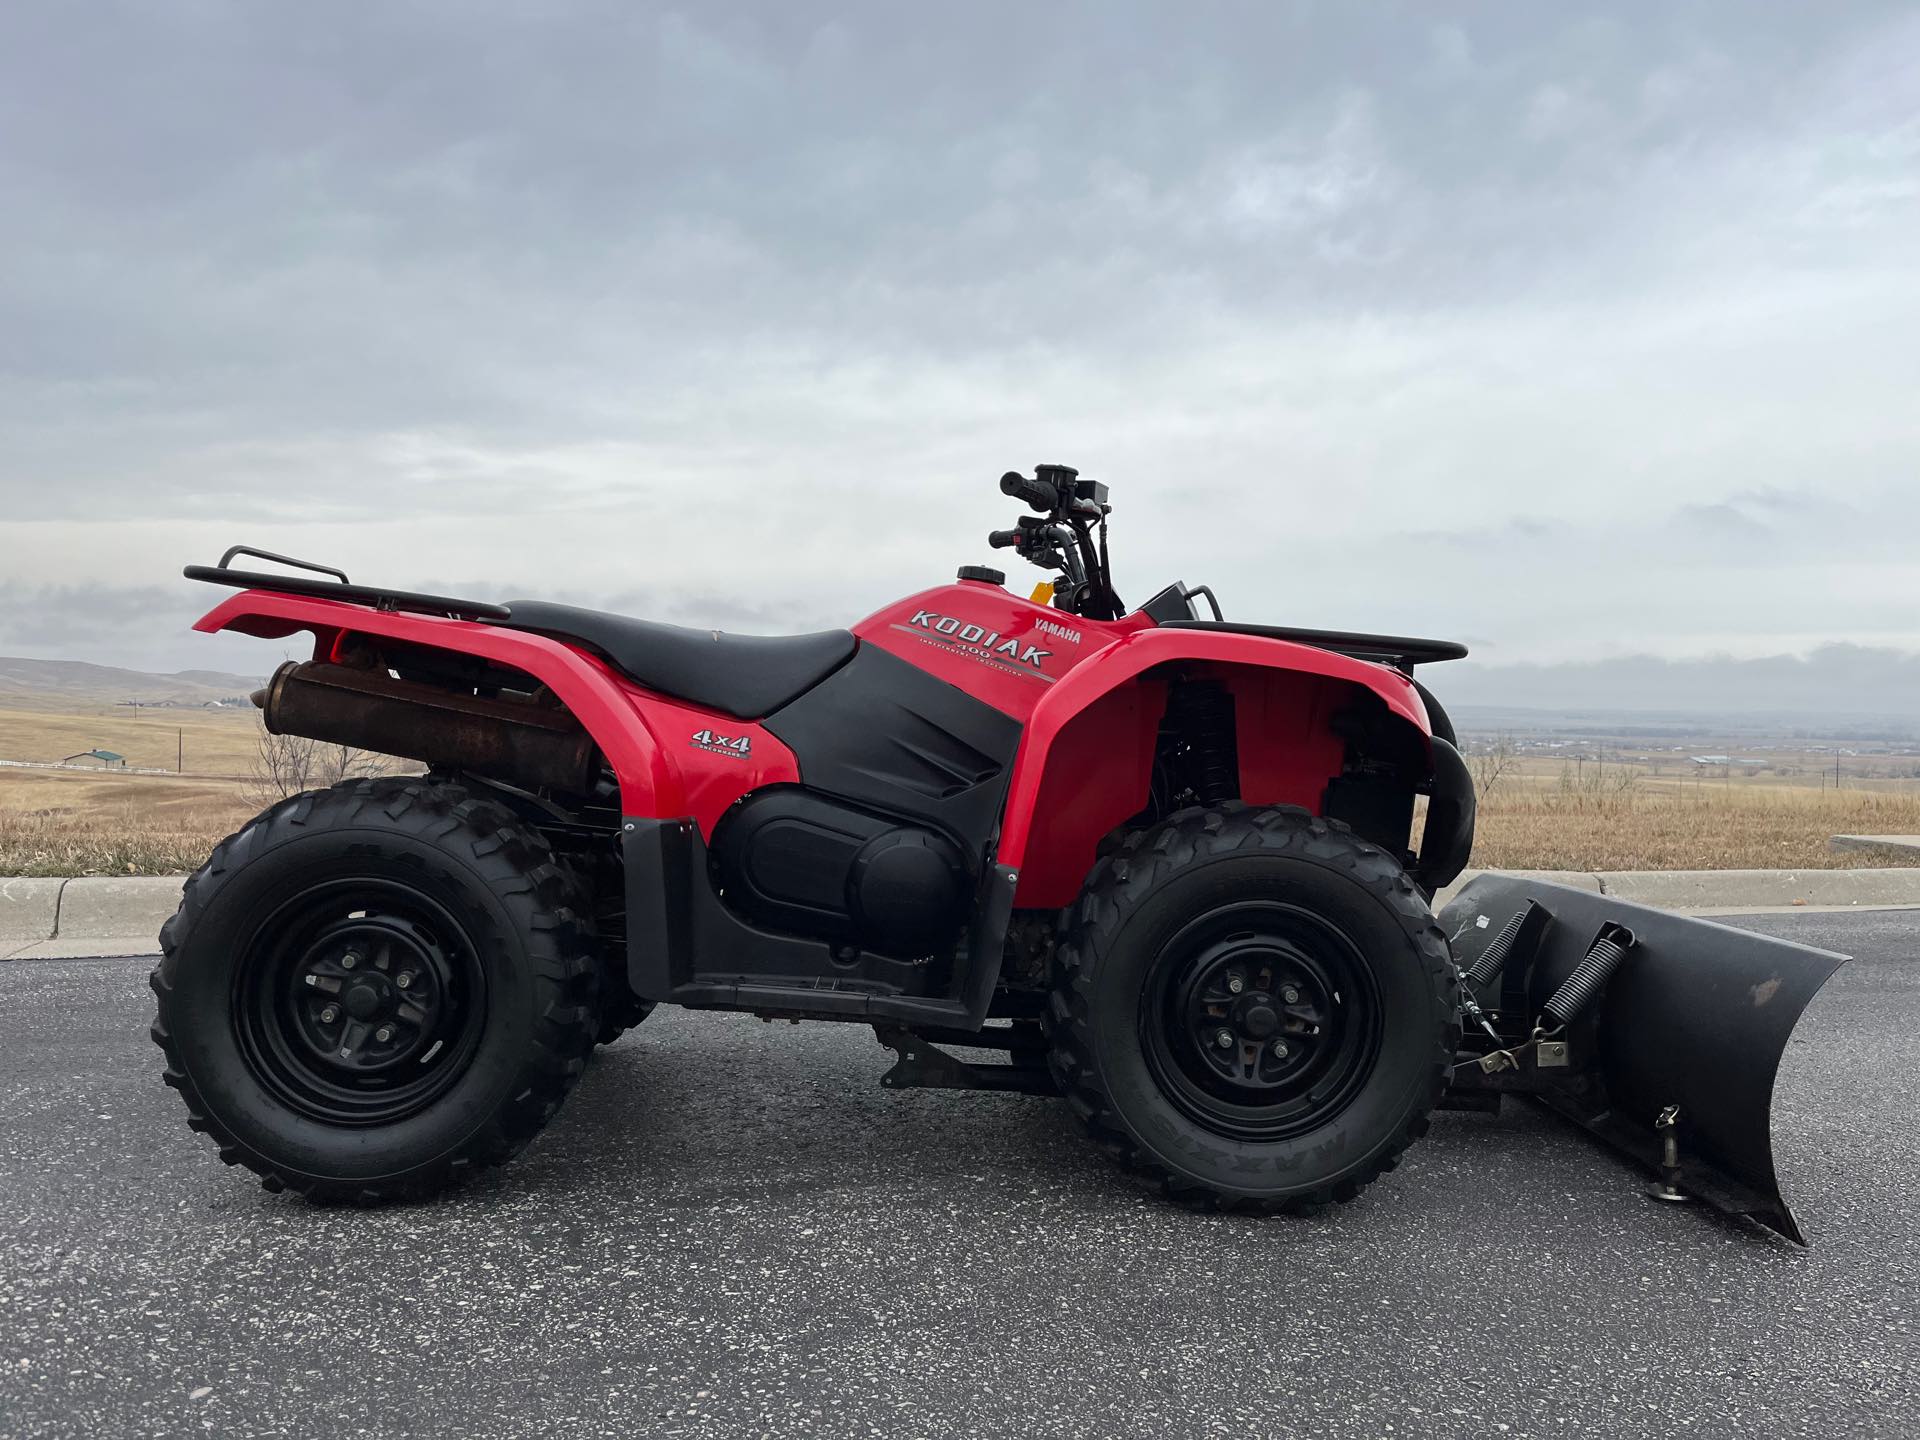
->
[374, 1026, 393, 1043]
[319, 1005, 339, 1024]
[1272, 1039, 1290, 1058]
[1226, 976, 1244, 995]
[341, 953, 358, 970]
[1281, 986, 1300, 1004]
[395, 973, 413, 990]
[1215, 1029, 1235, 1049]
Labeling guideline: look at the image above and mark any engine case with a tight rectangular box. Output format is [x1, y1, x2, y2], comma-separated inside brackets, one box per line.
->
[709, 787, 971, 959]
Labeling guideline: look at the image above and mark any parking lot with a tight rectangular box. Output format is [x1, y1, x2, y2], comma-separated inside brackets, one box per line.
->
[0, 911, 1914, 1438]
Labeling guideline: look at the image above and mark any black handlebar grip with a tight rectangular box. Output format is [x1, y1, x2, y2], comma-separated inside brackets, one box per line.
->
[999, 470, 1059, 513]
[987, 529, 1022, 549]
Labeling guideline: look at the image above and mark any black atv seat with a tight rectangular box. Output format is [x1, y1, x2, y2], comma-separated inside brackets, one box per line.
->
[497, 601, 857, 719]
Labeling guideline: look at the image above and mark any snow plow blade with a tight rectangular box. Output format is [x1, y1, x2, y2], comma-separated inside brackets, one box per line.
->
[1438, 875, 1849, 1244]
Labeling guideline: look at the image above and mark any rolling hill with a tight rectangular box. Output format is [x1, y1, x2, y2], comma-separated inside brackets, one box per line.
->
[0, 657, 263, 709]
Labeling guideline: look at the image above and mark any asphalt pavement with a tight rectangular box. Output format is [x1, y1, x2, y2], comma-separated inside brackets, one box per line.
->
[0, 911, 1913, 1438]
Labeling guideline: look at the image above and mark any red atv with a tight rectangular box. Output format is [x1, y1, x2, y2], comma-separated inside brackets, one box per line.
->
[155, 465, 1843, 1240]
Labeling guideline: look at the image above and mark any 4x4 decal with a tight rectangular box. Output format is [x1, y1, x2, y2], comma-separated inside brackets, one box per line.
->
[691, 729, 752, 757]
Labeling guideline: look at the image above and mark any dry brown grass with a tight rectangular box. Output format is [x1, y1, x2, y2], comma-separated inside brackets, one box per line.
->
[0, 769, 256, 877]
[1472, 770, 1920, 872]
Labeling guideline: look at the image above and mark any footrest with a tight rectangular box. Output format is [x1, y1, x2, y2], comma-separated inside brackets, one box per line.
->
[873, 1025, 1056, 1096]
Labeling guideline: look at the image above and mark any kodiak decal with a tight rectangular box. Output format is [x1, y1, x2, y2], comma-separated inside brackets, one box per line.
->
[891, 610, 1056, 680]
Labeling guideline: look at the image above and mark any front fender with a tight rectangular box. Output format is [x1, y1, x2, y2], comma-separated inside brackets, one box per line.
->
[1417, 735, 1475, 892]
[994, 626, 1436, 890]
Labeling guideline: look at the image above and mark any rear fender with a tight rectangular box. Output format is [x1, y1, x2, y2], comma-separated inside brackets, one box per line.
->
[195, 590, 799, 820]
[997, 628, 1438, 908]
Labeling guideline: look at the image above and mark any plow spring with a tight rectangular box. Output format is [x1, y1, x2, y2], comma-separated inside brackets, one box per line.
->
[1438, 875, 1849, 1245]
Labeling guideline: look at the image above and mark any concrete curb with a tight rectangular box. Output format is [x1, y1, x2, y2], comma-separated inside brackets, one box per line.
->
[4, 867, 1920, 961]
[1832, 834, 1920, 858]
[1431, 869, 1601, 910]
[1602, 868, 1920, 910]
[1, 876, 184, 960]
[1, 878, 67, 948]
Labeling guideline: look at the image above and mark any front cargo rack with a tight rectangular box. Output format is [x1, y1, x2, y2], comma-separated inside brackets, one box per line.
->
[184, 545, 512, 622]
[1161, 618, 1468, 670]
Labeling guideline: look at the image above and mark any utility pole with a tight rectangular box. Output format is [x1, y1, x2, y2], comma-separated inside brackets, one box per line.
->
[178, 728, 184, 774]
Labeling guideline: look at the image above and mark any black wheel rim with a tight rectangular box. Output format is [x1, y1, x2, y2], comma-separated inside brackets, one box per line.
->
[233, 878, 488, 1126]
[1141, 899, 1383, 1141]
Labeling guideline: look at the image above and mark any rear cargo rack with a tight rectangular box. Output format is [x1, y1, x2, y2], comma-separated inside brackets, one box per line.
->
[184, 545, 511, 622]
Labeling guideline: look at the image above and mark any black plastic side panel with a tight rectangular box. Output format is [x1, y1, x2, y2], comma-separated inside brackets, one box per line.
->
[762, 645, 1023, 860]
[622, 814, 1017, 1028]
[619, 649, 1024, 1025]
[950, 862, 1019, 1025]
[623, 818, 693, 1000]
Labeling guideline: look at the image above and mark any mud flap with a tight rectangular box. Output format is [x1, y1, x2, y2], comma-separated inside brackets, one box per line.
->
[1438, 875, 1849, 1244]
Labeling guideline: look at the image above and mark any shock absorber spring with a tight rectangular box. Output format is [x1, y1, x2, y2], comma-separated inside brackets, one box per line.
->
[1542, 923, 1636, 1028]
[1465, 901, 1540, 988]
[1169, 682, 1239, 804]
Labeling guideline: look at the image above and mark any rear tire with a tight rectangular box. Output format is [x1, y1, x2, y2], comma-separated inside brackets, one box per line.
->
[1045, 803, 1455, 1213]
[150, 777, 601, 1203]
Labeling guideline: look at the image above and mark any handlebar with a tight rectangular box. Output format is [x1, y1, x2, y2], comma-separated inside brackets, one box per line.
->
[985, 463, 1121, 620]
[999, 471, 1059, 514]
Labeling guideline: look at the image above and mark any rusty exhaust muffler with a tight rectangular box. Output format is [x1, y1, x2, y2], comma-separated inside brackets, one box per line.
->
[254, 661, 599, 794]
[1439, 875, 1849, 1244]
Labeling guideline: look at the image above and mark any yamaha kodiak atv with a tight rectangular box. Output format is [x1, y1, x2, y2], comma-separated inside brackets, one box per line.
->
[154, 466, 1846, 1240]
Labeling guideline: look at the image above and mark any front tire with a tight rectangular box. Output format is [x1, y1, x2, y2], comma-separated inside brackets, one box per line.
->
[151, 777, 601, 1203]
[1045, 804, 1456, 1213]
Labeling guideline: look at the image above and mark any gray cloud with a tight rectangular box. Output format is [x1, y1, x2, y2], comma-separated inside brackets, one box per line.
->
[1, 2, 1917, 682]
[0, 583, 183, 653]
[1448, 643, 1920, 722]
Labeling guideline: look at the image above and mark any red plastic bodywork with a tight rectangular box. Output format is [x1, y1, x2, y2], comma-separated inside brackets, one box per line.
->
[852, 578, 1151, 721]
[197, 580, 1431, 908]
[194, 591, 799, 837]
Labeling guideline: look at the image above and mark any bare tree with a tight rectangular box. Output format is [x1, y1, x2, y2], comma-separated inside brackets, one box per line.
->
[248, 725, 386, 805]
[1470, 734, 1519, 797]
[1556, 755, 1641, 800]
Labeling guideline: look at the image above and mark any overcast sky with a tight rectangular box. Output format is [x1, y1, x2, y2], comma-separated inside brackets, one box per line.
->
[2, 3, 1916, 695]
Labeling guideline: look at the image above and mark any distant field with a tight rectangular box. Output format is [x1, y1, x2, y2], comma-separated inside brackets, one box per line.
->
[5, 705, 1920, 877]
[0, 702, 262, 776]
[1470, 768, 1920, 872]
[0, 701, 297, 876]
